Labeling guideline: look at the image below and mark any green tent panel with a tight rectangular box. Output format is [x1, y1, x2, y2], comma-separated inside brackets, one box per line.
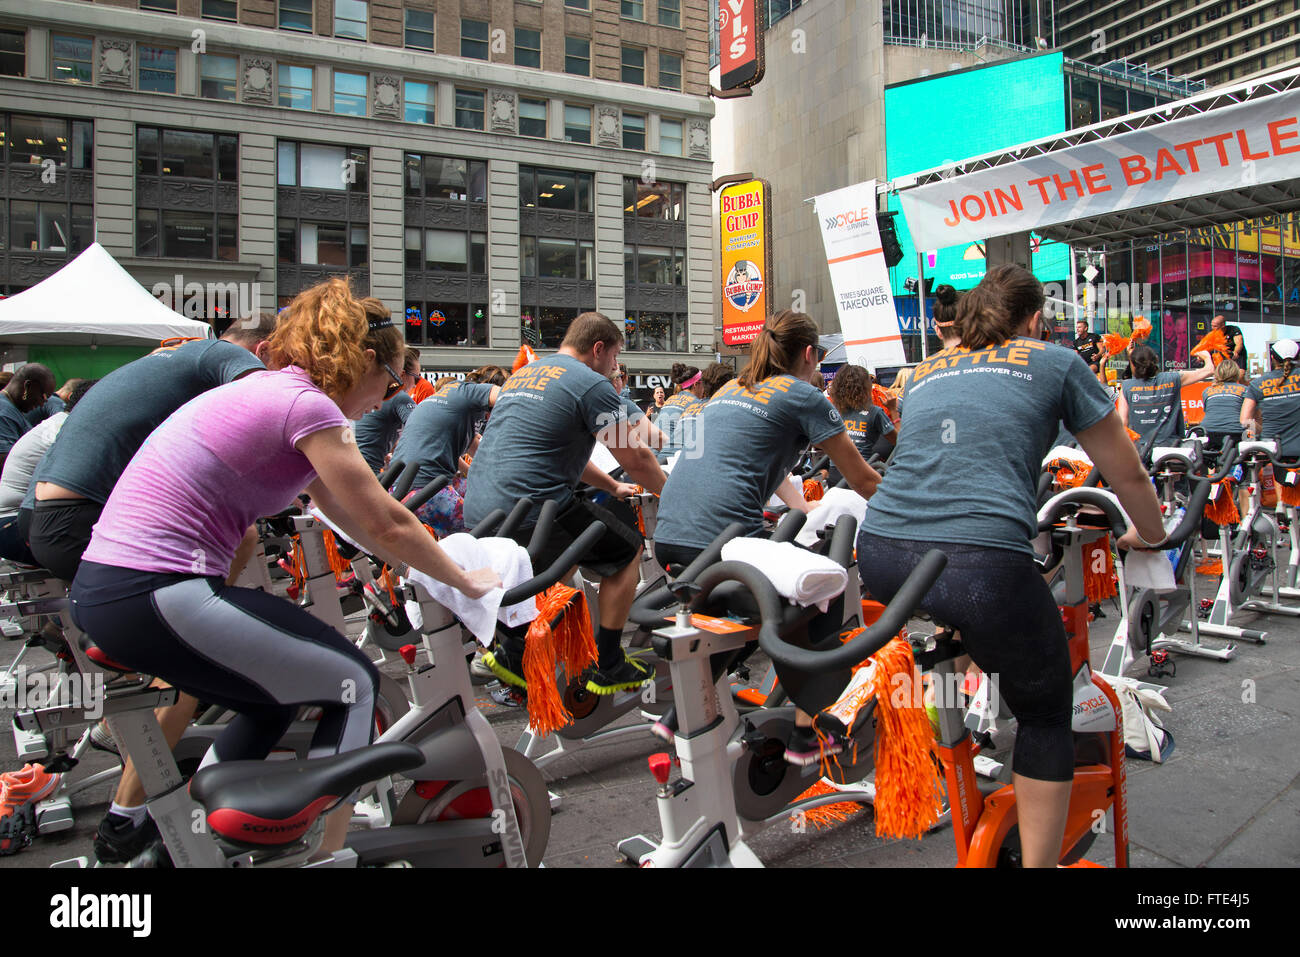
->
[27, 345, 152, 384]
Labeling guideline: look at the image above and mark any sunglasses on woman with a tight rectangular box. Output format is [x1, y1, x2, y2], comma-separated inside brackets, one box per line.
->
[382, 361, 405, 400]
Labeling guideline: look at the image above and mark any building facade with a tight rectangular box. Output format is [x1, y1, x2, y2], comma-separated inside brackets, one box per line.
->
[0, 0, 718, 378]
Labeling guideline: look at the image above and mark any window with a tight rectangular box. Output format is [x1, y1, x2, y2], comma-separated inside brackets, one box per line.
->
[404, 228, 486, 272]
[404, 81, 435, 124]
[564, 105, 592, 144]
[522, 237, 595, 279]
[623, 178, 685, 219]
[519, 167, 593, 211]
[0, 29, 24, 77]
[277, 142, 369, 191]
[279, 0, 312, 31]
[660, 118, 683, 156]
[141, 0, 177, 10]
[623, 112, 646, 149]
[335, 0, 368, 40]
[11, 202, 93, 254]
[521, 305, 587, 349]
[516, 27, 541, 68]
[404, 154, 487, 202]
[139, 46, 177, 94]
[565, 0, 590, 9]
[658, 0, 681, 27]
[200, 54, 238, 100]
[51, 35, 92, 84]
[405, 302, 489, 346]
[455, 89, 484, 130]
[136, 128, 237, 180]
[622, 47, 645, 85]
[278, 220, 367, 267]
[625, 245, 683, 285]
[9, 115, 92, 168]
[279, 64, 313, 110]
[461, 18, 489, 60]
[659, 52, 682, 90]
[333, 71, 367, 116]
[406, 9, 434, 50]
[519, 98, 547, 137]
[565, 36, 590, 76]
[622, 0, 645, 19]
[202, 0, 238, 20]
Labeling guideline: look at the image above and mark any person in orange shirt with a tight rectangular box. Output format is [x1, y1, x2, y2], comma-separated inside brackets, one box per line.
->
[406, 348, 436, 403]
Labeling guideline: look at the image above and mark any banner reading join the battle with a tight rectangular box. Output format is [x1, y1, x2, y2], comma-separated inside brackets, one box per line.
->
[814, 180, 906, 371]
[720, 179, 772, 345]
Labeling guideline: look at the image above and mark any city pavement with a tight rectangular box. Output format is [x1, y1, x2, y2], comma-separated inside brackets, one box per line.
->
[2, 578, 1298, 870]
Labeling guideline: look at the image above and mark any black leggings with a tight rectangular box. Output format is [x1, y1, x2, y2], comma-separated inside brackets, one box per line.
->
[857, 531, 1074, 782]
[71, 565, 380, 764]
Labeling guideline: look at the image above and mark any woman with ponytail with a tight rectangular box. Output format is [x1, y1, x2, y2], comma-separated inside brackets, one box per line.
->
[654, 310, 883, 764]
[71, 278, 500, 857]
[656, 363, 706, 449]
[1201, 359, 1249, 451]
[857, 264, 1165, 868]
[1116, 342, 1213, 451]
[1241, 338, 1300, 457]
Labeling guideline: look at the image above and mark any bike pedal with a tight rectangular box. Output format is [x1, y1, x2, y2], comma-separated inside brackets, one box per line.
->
[39, 753, 79, 774]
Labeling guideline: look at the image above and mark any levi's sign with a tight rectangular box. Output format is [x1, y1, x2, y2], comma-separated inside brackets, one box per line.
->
[900, 89, 1300, 251]
[718, 0, 764, 91]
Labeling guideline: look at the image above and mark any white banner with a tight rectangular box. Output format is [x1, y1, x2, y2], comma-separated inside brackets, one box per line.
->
[900, 88, 1300, 252]
[813, 180, 906, 372]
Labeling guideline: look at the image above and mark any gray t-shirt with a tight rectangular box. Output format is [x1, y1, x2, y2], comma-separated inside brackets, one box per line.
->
[1246, 370, 1300, 457]
[656, 392, 697, 449]
[32, 339, 263, 505]
[0, 395, 32, 462]
[863, 338, 1115, 555]
[1200, 382, 1247, 435]
[842, 405, 895, 456]
[0, 412, 66, 517]
[655, 375, 845, 549]
[391, 381, 494, 489]
[1121, 371, 1184, 448]
[463, 354, 627, 526]
[353, 391, 416, 472]
[621, 395, 646, 424]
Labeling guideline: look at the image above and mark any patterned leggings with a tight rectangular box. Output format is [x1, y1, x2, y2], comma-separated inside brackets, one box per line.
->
[412, 476, 467, 538]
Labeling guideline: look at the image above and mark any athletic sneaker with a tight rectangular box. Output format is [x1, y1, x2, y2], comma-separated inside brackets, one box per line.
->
[585, 653, 653, 695]
[93, 812, 159, 865]
[784, 724, 845, 767]
[88, 721, 119, 756]
[488, 684, 525, 709]
[0, 764, 62, 855]
[469, 654, 496, 686]
[481, 642, 527, 689]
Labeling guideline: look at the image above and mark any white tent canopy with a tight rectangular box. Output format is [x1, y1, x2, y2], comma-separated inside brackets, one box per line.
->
[0, 243, 213, 346]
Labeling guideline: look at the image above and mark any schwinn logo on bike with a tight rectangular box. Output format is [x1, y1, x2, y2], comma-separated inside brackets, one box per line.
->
[1, 667, 104, 720]
[49, 888, 151, 938]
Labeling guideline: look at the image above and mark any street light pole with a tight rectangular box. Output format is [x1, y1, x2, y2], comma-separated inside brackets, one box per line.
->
[917, 250, 928, 361]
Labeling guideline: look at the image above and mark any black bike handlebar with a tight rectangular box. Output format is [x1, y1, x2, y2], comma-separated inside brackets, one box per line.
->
[391, 460, 421, 501]
[629, 521, 747, 627]
[497, 498, 534, 539]
[688, 549, 945, 674]
[526, 500, 559, 564]
[403, 475, 452, 513]
[771, 510, 806, 543]
[376, 459, 405, 491]
[501, 520, 607, 606]
[469, 509, 506, 539]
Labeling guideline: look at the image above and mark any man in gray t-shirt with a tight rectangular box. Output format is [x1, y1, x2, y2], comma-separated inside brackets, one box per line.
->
[354, 389, 416, 472]
[0, 364, 54, 470]
[465, 312, 667, 696]
[392, 380, 497, 489]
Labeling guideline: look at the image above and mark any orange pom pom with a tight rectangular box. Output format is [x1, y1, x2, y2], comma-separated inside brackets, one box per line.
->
[1131, 316, 1153, 341]
[1190, 329, 1228, 362]
[1101, 333, 1131, 357]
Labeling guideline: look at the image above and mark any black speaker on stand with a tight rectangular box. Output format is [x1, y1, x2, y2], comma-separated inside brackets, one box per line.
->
[877, 211, 905, 268]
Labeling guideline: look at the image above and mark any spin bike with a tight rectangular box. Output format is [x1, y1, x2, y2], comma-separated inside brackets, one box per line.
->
[1099, 437, 1239, 677]
[917, 487, 1133, 866]
[1201, 440, 1300, 635]
[616, 516, 915, 867]
[10, 509, 606, 867]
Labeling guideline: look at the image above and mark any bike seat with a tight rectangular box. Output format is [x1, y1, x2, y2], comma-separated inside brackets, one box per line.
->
[190, 742, 425, 848]
[77, 635, 136, 675]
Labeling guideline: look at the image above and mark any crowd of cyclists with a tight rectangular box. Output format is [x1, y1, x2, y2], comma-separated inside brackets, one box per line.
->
[1, 259, 1298, 868]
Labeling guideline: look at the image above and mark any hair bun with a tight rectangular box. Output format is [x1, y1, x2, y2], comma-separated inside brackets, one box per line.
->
[670, 362, 687, 380]
[935, 285, 958, 307]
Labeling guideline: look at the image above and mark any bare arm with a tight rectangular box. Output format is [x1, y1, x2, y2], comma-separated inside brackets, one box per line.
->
[1073, 410, 1165, 548]
[775, 474, 814, 513]
[815, 431, 882, 501]
[1179, 351, 1215, 386]
[1240, 397, 1260, 434]
[298, 427, 500, 598]
[225, 526, 259, 586]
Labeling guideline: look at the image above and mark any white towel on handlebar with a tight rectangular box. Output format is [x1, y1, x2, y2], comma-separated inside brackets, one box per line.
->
[403, 534, 537, 646]
[719, 537, 847, 612]
[794, 488, 869, 548]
